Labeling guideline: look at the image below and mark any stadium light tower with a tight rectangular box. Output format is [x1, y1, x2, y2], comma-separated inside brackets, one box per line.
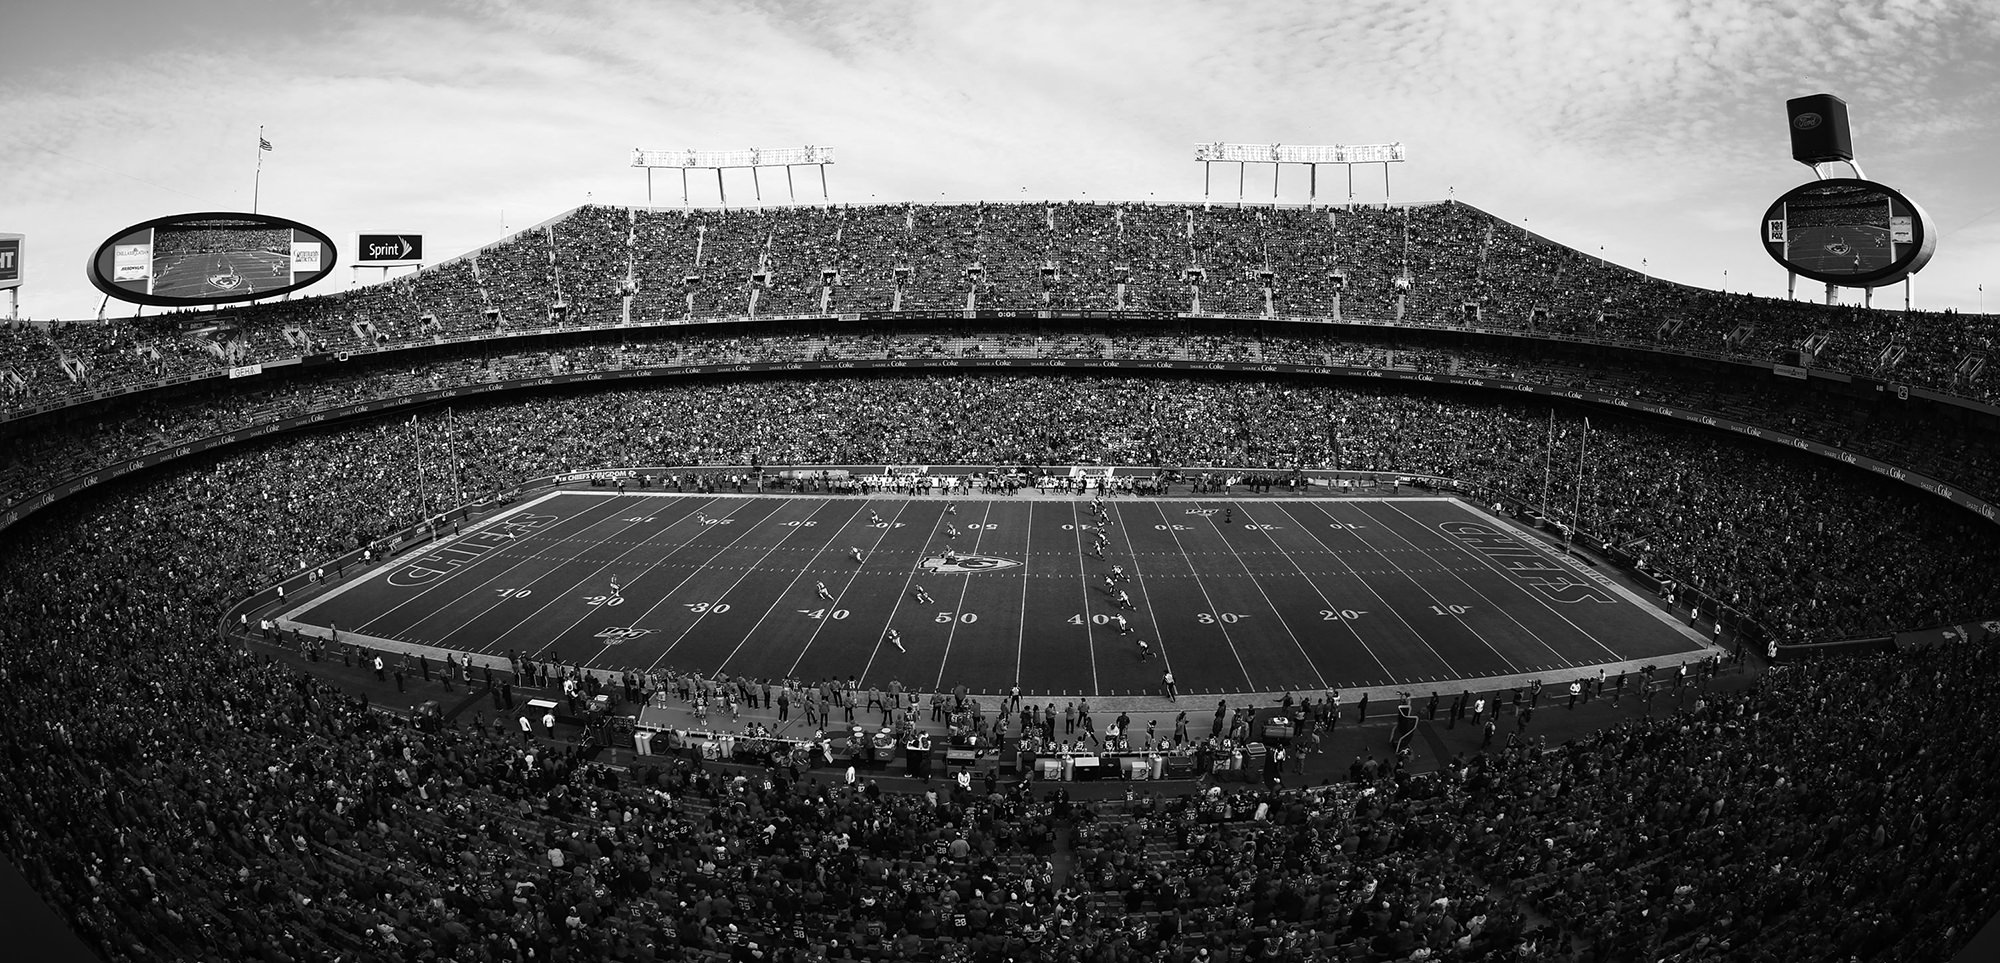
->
[631, 146, 836, 208]
[1193, 142, 1406, 207]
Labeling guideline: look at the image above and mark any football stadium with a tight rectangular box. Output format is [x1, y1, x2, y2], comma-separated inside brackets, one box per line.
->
[3, 5, 1999, 963]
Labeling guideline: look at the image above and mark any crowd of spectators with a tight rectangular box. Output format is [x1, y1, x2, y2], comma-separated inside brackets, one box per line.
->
[151, 223, 294, 258]
[3, 200, 1996, 416]
[1, 398, 1997, 959]
[6, 323, 2000, 644]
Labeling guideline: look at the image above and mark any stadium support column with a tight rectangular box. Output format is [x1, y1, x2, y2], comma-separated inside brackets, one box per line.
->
[1308, 164, 1316, 207]
[717, 169, 727, 209]
[1826, 282, 1836, 306]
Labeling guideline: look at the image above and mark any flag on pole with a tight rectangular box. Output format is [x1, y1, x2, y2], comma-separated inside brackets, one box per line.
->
[259, 136, 273, 151]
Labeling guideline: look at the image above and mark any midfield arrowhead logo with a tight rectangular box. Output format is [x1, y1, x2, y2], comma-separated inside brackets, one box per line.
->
[920, 553, 1023, 574]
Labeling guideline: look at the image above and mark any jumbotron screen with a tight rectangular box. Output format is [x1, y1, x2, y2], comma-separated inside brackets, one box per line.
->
[88, 212, 337, 307]
[1760, 178, 1934, 287]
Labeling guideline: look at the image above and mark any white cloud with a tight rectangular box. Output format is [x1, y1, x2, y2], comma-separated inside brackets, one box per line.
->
[2, 0, 1998, 317]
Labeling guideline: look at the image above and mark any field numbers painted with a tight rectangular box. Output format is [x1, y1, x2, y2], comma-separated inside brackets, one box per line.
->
[1327, 522, 1366, 530]
[1430, 604, 1471, 616]
[684, 601, 731, 613]
[1241, 523, 1280, 531]
[701, 517, 734, 525]
[583, 595, 626, 607]
[935, 611, 979, 624]
[494, 588, 533, 599]
[964, 523, 999, 530]
[1196, 612, 1248, 624]
[1067, 614, 1116, 625]
[621, 516, 656, 523]
[1318, 609, 1368, 620]
[782, 520, 818, 527]
[800, 608, 850, 620]
[1154, 524, 1192, 531]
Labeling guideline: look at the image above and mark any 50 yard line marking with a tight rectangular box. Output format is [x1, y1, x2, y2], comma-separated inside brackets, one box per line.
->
[1012, 501, 1034, 687]
[926, 499, 996, 690]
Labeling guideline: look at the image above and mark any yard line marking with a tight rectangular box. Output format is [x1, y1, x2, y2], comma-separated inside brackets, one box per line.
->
[1277, 501, 1469, 676]
[1204, 505, 1327, 690]
[1299, 501, 1523, 673]
[477, 496, 757, 653]
[1343, 501, 1573, 665]
[925, 499, 996, 690]
[427, 494, 722, 649]
[650, 498, 859, 671]
[1145, 502, 1253, 689]
[1012, 500, 1034, 687]
[351, 492, 635, 636]
[1109, 501, 1172, 683]
[1235, 503, 1387, 682]
[1068, 502, 1101, 695]
[1375, 500, 1622, 660]
[786, 498, 928, 677]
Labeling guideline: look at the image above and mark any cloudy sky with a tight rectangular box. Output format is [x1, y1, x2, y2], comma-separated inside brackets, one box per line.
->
[5, 0, 1999, 319]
